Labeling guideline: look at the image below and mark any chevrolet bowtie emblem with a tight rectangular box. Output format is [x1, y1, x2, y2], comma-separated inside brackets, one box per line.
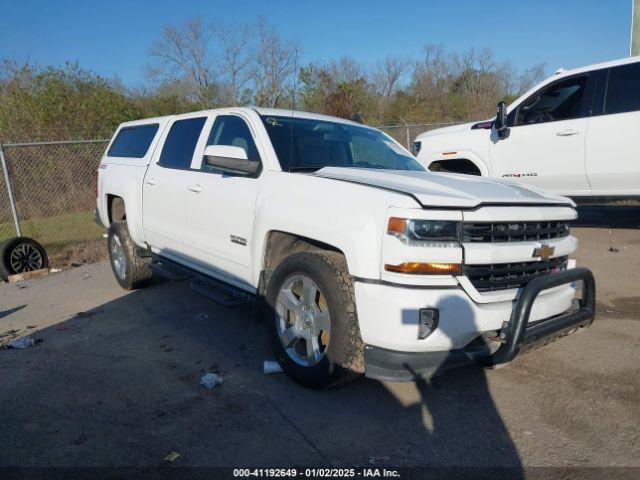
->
[533, 244, 555, 260]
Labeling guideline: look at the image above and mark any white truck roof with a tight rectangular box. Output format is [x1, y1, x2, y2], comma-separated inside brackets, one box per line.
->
[114, 107, 366, 130]
[553, 55, 640, 79]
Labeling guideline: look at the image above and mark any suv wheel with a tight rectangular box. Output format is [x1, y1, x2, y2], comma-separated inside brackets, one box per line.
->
[266, 251, 364, 387]
[107, 222, 152, 290]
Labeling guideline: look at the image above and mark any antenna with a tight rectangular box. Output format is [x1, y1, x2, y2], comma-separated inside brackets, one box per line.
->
[287, 47, 298, 172]
[629, 0, 640, 57]
[291, 47, 298, 116]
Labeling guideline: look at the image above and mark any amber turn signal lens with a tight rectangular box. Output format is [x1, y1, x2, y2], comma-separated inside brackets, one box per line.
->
[384, 262, 461, 275]
[387, 217, 407, 235]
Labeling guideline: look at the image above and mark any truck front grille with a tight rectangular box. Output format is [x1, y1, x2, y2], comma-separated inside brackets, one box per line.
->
[464, 256, 569, 292]
[463, 221, 570, 243]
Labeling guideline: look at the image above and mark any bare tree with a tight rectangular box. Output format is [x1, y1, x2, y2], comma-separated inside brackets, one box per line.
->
[497, 61, 517, 97]
[517, 63, 546, 95]
[214, 24, 253, 105]
[143, 20, 546, 123]
[147, 18, 219, 106]
[251, 19, 299, 108]
[327, 57, 365, 85]
[450, 48, 506, 118]
[410, 44, 455, 121]
[147, 17, 299, 108]
[373, 56, 409, 98]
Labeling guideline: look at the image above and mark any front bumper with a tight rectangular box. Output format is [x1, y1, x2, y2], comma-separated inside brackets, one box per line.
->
[363, 267, 596, 382]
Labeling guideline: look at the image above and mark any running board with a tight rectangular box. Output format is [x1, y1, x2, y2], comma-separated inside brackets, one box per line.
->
[190, 279, 251, 307]
[149, 260, 192, 281]
[151, 256, 252, 307]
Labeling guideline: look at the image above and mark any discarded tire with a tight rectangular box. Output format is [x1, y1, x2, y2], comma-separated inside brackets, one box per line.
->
[0, 236, 49, 281]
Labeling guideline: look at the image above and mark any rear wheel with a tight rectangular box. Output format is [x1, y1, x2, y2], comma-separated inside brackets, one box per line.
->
[107, 222, 152, 290]
[266, 251, 364, 388]
[0, 236, 49, 281]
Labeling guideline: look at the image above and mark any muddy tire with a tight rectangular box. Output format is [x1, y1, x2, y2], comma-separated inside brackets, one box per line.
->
[265, 250, 364, 388]
[0, 236, 49, 281]
[107, 222, 152, 290]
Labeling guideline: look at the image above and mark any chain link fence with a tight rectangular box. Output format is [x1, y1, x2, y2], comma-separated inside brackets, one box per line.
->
[0, 122, 457, 269]
[379, 122, 458, 150]
[0, 140, 109, 268]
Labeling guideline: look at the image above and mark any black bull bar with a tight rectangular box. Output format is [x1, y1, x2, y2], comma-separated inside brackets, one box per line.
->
[484, 266, 596, 366]
[364, 267, 596, 382]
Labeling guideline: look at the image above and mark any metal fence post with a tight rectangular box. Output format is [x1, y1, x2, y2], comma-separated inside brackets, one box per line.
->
[0, 144, 22, 237]
[405, 126, 411, 150]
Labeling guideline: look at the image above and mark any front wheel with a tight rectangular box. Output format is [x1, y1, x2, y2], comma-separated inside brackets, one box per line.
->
[107, 222, 152, 290]
[265, 251, 364, 388]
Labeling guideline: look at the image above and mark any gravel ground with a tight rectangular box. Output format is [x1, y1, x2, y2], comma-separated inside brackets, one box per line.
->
[0, 216, 638, 473]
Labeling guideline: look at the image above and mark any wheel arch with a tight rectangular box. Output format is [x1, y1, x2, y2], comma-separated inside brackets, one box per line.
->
[107, 195, 127, 224]
[423, 150, 490, 177]
[428, 158, 482, 176]
[259, 230, 346, 294]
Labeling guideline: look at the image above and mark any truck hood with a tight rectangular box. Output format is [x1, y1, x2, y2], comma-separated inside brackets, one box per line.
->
[416, 122, 475, 139]
[313, 167, 574, 209]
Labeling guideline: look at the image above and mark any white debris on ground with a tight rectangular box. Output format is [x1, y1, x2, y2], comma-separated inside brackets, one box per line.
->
[200, 372, 222, 389]
[1, 322, 40, 349]
[7, 337, 35, 349]
[263, 360, 283, 375]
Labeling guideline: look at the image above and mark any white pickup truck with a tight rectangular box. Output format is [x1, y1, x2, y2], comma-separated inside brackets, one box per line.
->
[414, 56, 640, 201]
[96, 107, 595, 387]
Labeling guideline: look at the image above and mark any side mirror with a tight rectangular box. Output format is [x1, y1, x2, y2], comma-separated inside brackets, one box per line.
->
[495, 101, 509, 139]
[203, 145, 259, 175]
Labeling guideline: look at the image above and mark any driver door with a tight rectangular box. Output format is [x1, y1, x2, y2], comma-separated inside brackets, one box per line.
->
[489, 74, 592, 193]
[182, 113, 264, 289]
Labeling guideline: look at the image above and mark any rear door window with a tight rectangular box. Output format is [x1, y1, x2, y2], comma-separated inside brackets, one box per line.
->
[159, 117, 207, 169]
[108, 124, 159, 158]
[604, 62, 640, 114]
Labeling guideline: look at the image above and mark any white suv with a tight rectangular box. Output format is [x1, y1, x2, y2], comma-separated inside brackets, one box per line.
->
[414, 56, 640, 201]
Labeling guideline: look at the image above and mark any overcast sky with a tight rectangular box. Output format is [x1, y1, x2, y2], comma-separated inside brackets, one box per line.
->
[0, 0, 632, 86]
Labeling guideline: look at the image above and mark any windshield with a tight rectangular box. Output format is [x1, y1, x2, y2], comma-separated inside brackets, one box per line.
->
[260, 115, 426, 172]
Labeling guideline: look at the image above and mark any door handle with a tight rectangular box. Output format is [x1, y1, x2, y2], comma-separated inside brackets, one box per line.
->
[187, 184, 203, 193]
[556, 129, 580, 136]
[144, 178, 156, 185]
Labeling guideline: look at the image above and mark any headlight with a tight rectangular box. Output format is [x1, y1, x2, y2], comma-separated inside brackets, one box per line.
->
[412, 141, 422, 156]
[387, 218, 460, 247]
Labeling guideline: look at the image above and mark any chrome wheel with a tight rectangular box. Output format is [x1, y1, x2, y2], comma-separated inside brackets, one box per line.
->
[10, 243, 43, 273]
[276, 274, 331, 367]
[110, 234, 126, 280]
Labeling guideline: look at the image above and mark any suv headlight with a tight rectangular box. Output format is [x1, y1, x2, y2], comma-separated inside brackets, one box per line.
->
[387, 218, 460, 247]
